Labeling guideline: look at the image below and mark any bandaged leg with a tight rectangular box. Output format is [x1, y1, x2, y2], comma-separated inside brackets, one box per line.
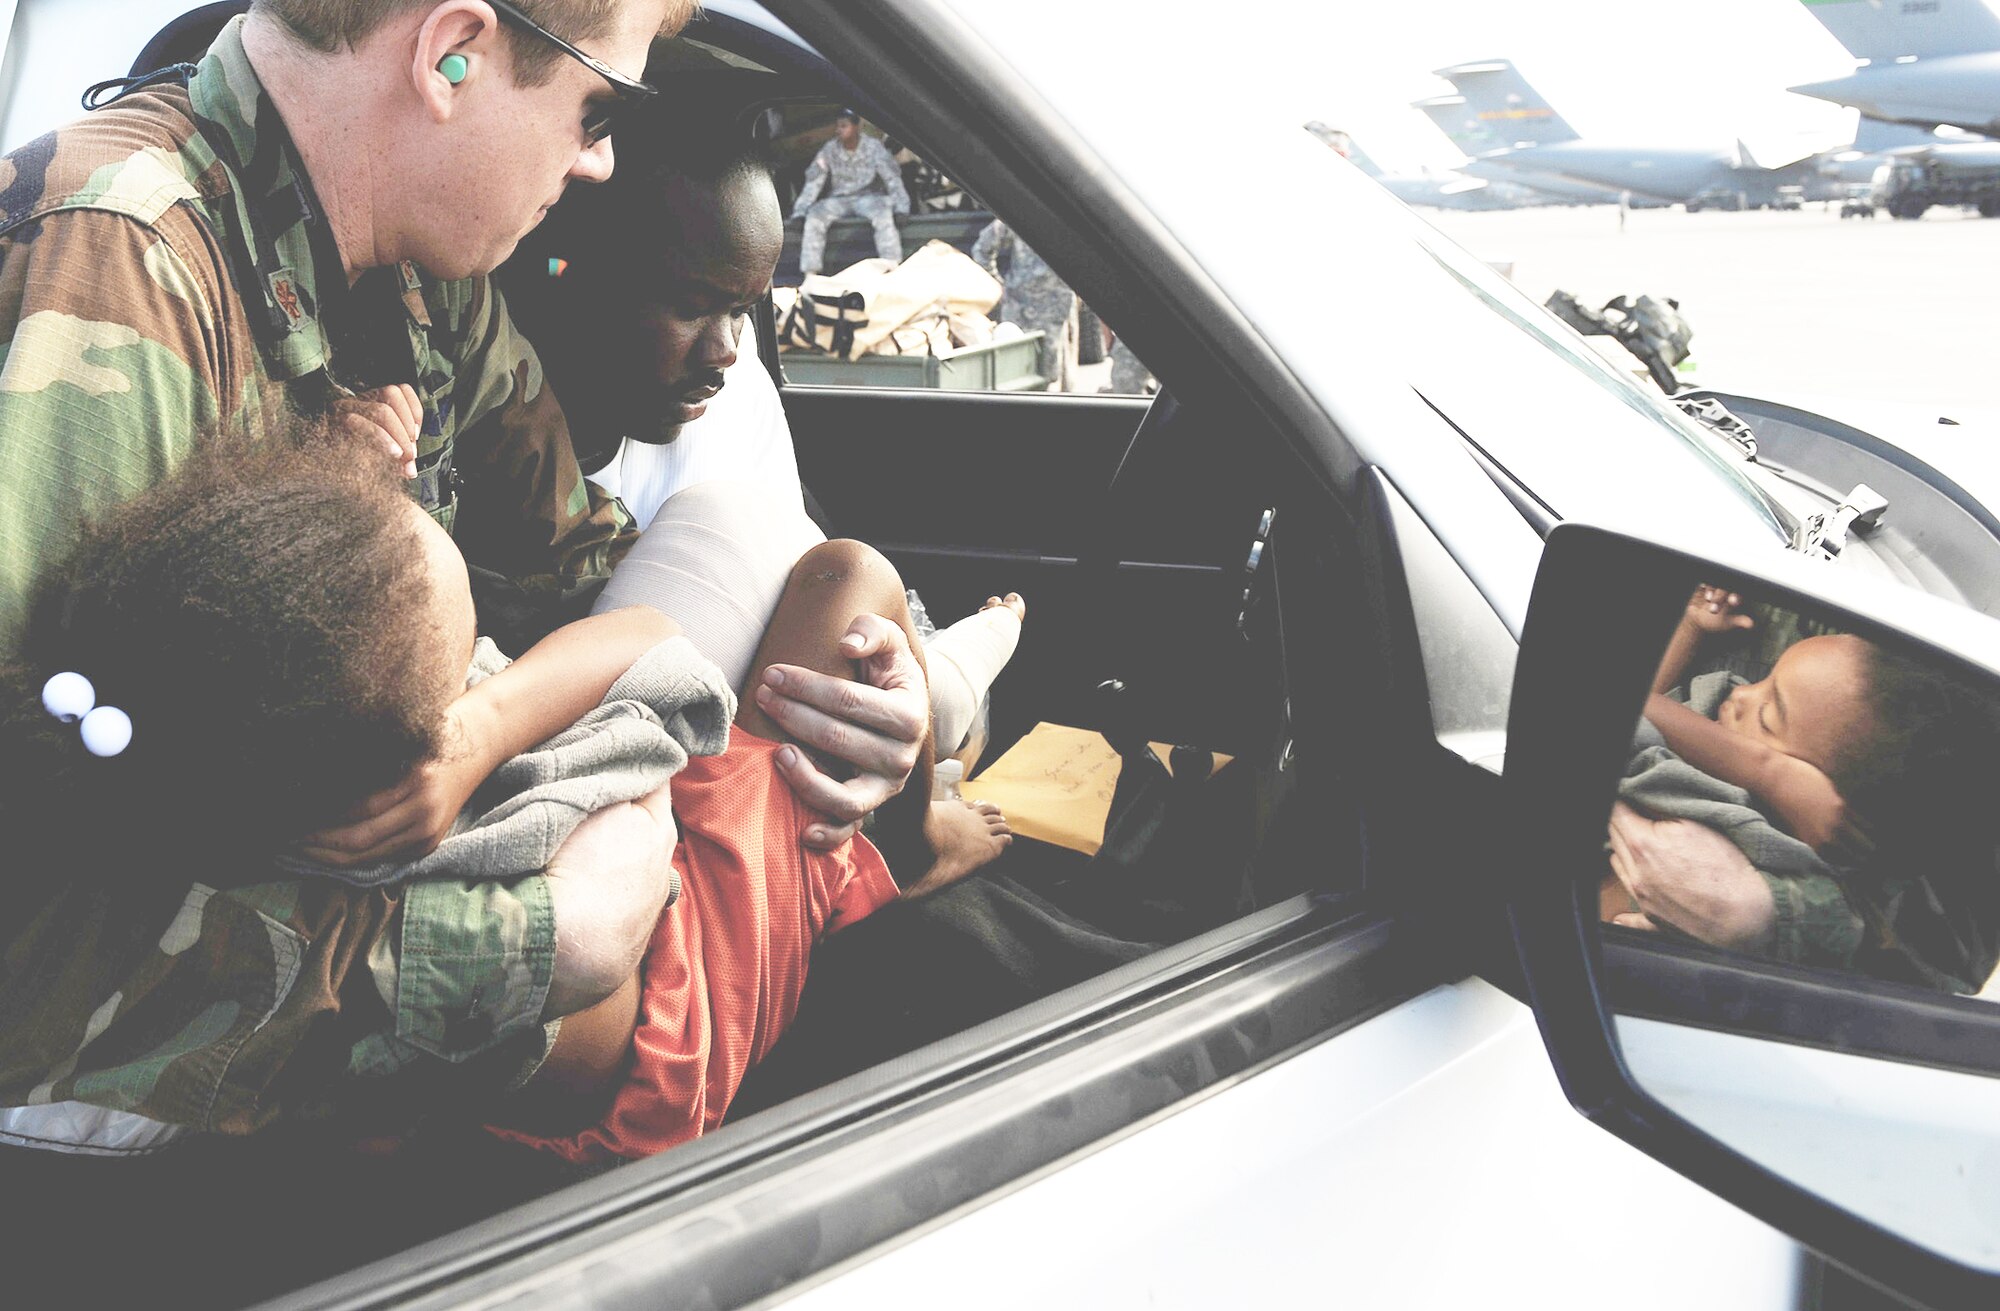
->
[925, 597, 1024, 756]
[598, 480, 1020, 758]
[594, 480, 825, 695]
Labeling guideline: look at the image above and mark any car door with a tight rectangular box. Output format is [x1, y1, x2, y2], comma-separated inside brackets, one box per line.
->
[0, 4, 1862, 1309]
[1, 7, 1415, 1309]
[786, 380, 1275, 752]
[278, 2, 1814, 1305]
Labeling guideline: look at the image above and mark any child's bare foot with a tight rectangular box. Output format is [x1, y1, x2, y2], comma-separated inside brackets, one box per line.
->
[983, 592, 1027, 623]
[899, 798, 1013, 899]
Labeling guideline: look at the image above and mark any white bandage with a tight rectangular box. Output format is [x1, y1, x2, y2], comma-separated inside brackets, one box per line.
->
[925, 603, 1023, 754]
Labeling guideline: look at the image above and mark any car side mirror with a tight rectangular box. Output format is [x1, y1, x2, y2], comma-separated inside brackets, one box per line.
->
[1504, 521, 2000, 1309]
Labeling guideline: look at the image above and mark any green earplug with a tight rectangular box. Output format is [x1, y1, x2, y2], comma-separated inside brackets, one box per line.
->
[439, 54, 468, 85]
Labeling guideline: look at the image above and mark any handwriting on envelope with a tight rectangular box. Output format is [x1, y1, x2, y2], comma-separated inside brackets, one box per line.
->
[959, 722, 1231, 857]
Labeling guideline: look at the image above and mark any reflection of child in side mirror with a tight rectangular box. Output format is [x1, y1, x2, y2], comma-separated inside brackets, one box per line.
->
[1645, 586, 1871, 859]
[1619, 584, 2000, 988]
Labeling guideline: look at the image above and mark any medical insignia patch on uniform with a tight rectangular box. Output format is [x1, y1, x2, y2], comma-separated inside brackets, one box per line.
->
[270, 273, 305, 328]
[398, 261, 433, 326]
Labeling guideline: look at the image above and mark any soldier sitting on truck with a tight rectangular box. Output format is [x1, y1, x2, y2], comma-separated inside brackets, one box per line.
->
[792, 109, 911, 275]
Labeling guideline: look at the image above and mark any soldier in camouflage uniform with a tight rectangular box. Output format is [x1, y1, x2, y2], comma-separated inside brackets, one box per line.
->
[792, 109, 910, 275]
[0, 10, 679, 652]
[969, 218, 1078, 392]
[0, 1, 691, 1152]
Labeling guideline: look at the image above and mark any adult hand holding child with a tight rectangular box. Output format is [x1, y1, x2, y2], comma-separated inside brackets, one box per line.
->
[301, 606, 686, 866]
[756, 612, 930, 850]
[1607, 801, 1778, 951]
[331, 382, 423, 479]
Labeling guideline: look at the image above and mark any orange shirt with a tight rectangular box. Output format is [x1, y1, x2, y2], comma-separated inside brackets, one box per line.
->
[493, 728, 897, 1163]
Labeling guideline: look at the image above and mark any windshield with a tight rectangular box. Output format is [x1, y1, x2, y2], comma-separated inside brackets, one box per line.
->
[1402, 216, 1796, 540]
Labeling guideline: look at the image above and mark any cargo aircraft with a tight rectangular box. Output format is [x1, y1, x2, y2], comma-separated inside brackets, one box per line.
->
[1790, 0, 2000, 135]
[1433, 56, 1960, 209]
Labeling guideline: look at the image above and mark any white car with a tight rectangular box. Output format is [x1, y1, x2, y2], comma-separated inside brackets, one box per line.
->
[5, 3, 1998, 1308]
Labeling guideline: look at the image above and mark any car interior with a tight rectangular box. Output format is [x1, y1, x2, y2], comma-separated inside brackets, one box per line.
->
[7, 10, 1421, 1306]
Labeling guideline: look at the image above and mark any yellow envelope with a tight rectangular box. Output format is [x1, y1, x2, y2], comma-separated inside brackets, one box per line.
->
[959, 722, 1231, 857]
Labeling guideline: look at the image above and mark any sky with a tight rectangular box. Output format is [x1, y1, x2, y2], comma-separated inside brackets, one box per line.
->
[0, 0, 1969, 163]
[1243, 0, 1901, 172]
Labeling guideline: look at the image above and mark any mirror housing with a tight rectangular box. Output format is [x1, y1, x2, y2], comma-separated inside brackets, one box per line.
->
[1505, 521, 2000, 1309]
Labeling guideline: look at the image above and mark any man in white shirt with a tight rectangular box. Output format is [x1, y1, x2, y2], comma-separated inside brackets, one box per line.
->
[591, 348, 798, 530]
[510, 130, 1021, 811]
[513, 135, 795, 524]
[505, 130, 1162, 1087]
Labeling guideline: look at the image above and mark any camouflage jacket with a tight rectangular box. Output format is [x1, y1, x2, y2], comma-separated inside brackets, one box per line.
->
[969, 219, 1073, 318]
[0, 20, 593, 1142]
[0, 872, 557, 1145]
[0, 16, 633, 653]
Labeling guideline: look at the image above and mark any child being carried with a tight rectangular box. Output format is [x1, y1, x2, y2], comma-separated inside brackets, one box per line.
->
[1611, 585, 1998, 989]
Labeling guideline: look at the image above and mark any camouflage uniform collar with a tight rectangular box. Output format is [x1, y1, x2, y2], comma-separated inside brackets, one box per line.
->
[188, 16, 333, 380]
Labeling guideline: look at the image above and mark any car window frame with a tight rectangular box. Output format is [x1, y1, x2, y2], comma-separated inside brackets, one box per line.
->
[274, 899, 1430, 1310]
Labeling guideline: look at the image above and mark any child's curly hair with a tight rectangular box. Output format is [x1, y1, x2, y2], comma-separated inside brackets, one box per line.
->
[1831, 642, 2000, 988]
[1833, 643, 2000, 860]
[0, 428, 453, 882]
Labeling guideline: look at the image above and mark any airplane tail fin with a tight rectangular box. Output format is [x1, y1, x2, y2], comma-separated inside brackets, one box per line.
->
[1431, 59, 1581, 148]
[1412, 93, 1518, 157]
[1798, 0, 2000, 62]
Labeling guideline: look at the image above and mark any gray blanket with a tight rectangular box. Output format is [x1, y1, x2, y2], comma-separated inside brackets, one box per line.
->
[285, 635, 735, 888]
[1619, 671, 1834, 885]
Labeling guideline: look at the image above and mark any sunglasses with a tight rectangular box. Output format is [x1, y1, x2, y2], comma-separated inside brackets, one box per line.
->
[486, 0, 658, 143]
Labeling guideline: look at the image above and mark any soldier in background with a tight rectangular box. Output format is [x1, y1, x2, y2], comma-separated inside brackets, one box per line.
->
[793, 108, 910, 274]
[970, 217, 1079, 392]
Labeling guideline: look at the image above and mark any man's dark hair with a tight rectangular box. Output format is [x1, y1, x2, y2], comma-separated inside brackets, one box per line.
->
[624, 120, 777, 191]
[0, 425, 451, 883]
[1833, 642, 2000, 858]
[529, 114, 777, 275]
[835, 107, 861, 124]
[1832, 641, 2000, 989]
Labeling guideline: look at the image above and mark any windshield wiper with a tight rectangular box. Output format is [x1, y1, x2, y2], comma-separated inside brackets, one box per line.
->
[1791, 483, 1890, 559]
[1673, 394, 1758, 461]
[1669, 391, 1802, 539]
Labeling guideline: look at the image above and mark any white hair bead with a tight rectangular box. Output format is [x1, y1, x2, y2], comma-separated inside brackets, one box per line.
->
[79, 705, 133, 758]
[41, 671, 95, 723]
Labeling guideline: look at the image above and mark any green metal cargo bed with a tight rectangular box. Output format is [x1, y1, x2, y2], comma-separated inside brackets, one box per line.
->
[779, 332, 1046, 391]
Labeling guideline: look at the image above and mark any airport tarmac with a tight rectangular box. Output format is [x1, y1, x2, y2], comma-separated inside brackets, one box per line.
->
[1427, 203, 2000, 505]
